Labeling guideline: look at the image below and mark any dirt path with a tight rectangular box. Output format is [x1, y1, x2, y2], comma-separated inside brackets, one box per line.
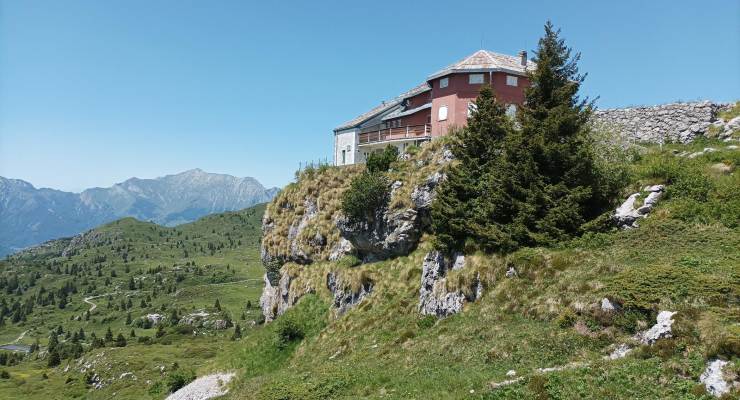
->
[12, 330, 28, 344]
[165, 371, 235, 400]
[83, 293, 116, 312]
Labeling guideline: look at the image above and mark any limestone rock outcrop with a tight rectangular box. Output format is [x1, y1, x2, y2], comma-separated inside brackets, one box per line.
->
[259, 270, 313, 323]
[700, 359, 734, 397]
[326, 271, 373, 316]
[614, 185, 664, 229]
[419, 251, 481, 317]
[337, 172, 444, 262]
[635, 310, 676, 345]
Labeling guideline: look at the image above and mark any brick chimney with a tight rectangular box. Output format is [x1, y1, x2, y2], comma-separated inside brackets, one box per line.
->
[519, 50, 527, 66]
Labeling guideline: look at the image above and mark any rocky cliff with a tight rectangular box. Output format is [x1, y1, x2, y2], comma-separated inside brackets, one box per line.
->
[259, 140, 452, 318]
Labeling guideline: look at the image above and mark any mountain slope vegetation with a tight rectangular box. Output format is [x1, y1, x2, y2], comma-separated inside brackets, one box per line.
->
[0, 204, 267, 399]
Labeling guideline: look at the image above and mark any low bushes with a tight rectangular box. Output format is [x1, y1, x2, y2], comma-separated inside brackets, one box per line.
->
[341, 172, 390, 222]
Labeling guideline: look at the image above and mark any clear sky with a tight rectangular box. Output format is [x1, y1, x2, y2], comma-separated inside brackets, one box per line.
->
[1, 0, 738, 192]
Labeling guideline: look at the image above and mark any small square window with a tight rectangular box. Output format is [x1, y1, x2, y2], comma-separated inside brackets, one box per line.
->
[439, 77, 449, 88]
[438, 105, 448, 121]
[506, 75, 518, 86]
[469, 74, 484, 84]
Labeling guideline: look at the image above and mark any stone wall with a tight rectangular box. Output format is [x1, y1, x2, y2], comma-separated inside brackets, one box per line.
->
[593, 101, 732, 144]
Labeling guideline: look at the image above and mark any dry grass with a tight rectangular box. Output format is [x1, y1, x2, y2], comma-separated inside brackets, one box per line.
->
[262, 138, 451, 265]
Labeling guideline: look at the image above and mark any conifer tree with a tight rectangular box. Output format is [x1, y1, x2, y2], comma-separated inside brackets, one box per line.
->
[431, 85, 514, 252]
[485, 20, 615, 248]
[432, 21, 620, 253]
[47, 349, 60, 367]
[104, 327, 113, 342]
[231, 324, 242, 340]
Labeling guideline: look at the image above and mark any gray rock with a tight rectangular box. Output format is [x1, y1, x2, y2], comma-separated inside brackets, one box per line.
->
[614, 186, 664, 229]
[326, 272, 373, 316]
[600, 298, 619, 312]
[726, 116, 740, 131]
[419, 251, 481, 317]
[259, 270, 313, 322]
[593, 101, 732, 144]
[608, 343, 632, 360]
[635, 311, 676, 344]
[145, 313, 165, 325]
[337, 207, 423, 262]
[328, 238, 354, 261]
[411, 172, 445, 210]
[700, 359, 732, 397]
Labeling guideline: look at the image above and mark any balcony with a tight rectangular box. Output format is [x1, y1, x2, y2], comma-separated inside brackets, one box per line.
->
[358, 123, 431, 145]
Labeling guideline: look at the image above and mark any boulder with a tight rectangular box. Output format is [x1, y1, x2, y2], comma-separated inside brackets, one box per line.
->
[635, 311, 676, 344]
[145, 313, 164, 325]
[700, 359, 733, 397]
[608, 343, 632, 360]
[600, 298, 619, 312]
[614, 185, 664, 229]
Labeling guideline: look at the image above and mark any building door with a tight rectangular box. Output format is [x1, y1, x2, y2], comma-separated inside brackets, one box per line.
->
[341, 150, 346, 165]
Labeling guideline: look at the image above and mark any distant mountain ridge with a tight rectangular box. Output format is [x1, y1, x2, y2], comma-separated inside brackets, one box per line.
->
[0, 169, 279, 256]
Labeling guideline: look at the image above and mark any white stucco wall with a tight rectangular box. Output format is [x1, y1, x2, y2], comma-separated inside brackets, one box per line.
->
[334, 129, 357, 166]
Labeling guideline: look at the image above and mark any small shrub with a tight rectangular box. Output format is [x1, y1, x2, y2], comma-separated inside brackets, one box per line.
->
[555, 308, 577, 328]
[274, 318, 305, 349]
[166, 370, 196, 393]
[416, 315, 436, 330]
[0, 370, 9, 379]
[366, 145, 398, 173]
[341, 172, 390, 222]
[335, 255, 361, 269]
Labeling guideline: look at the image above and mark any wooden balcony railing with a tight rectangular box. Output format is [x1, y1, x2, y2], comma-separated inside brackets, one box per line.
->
[358, 124, 431, 144]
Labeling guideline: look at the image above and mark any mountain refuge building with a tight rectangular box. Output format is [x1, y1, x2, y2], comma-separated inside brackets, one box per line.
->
[333, 49, 534, 166]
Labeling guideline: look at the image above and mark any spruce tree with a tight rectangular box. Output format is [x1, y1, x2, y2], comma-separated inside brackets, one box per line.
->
[47, 349, 61, 367]
[487, 20, 613, 248]
[432, 21, 619, 253]
[431, 85, 514, 252]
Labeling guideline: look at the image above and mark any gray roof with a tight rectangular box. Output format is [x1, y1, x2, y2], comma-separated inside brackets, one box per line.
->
[334, 83, 431, 131]
[427, 49, 535, 80]
[381, 102, 432, 121]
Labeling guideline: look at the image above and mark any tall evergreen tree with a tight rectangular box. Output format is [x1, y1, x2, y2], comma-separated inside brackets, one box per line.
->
[487, 20, 614, 248]
[431, 85, 514, 252]
[432, 21, 619, 253]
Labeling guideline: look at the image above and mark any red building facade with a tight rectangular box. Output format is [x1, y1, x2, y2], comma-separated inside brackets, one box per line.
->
[334, 50, 534, 166]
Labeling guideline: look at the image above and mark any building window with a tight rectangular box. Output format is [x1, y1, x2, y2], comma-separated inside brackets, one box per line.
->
[439, 77, 449, 88]
[467, 102, 478, 117]
[469, 74, 484, 84]
[438, 105, 448, 121]
[506, 75, 518, 86]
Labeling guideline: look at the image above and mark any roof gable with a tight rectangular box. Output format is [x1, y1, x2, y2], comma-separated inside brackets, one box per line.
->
[427, 49, 536, 80]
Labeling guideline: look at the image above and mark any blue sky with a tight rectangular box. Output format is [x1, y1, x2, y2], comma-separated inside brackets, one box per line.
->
[1, 0, 738, 192]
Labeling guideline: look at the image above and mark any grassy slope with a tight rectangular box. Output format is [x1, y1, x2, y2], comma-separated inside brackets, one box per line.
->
[0, 204, 266, 399]
[222, 139, 738, 400]
[0, 137, 738, 400]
